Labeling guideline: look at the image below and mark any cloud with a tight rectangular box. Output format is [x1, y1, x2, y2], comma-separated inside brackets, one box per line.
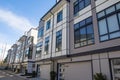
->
[0, 8, 34, 33]
[0, 8, 36, 61]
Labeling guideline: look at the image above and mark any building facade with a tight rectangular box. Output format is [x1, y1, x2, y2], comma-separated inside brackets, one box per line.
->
[36, 0, 120, 80]
[6, 0, 120, 80]
[6, 49, 12, 69]
[8, 28, 37, 74]
[22, 28, 38, 74]
[13, 35, 27, 72]
[35, 0, 70, 80]
[8, 44, 17, 70]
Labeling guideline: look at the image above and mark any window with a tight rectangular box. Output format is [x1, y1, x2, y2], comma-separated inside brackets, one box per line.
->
[25, 48, 29, 58]
[97, 2, 120, 41]
[44, 36, 49, 54]
[28, 45, 33, 59]
[74, 16, 94, 48]
[38, 27, 44, 38]
[57, 10, 63, 23]
[46, 20, 51, 30]
[36, 42, 43, 58]
[27, 36, 33, 45]
[74, 0, 91, 15]
[56, 30, 62, 51]
[111, 59, 120, 80]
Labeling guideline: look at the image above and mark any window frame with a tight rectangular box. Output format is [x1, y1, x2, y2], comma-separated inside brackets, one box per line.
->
[56, 30, 62, 52]
[38, 27, 44, 38]
[44, 36, 49, 54]
[36, 42, 43, 58]
[57, 10, 63, 23]
[46, 20, 51, 30]
[73, 0, 91, 15]
[74, 16, 94, 48]
[111, 58, 120, 80]
[97, 2, 120, 42]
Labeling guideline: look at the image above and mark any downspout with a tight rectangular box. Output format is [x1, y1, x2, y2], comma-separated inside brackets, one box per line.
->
[66, 0, 70, 57]
[50, 11, 54, 71]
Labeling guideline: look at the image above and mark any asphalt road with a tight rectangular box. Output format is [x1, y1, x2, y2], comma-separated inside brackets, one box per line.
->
[0, 70, 27, 80]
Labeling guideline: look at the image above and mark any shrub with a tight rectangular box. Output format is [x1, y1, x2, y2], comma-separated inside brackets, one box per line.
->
[94, 73, 107, 80]
[32, 71, 37, 77]
[50, 71, 56, 80]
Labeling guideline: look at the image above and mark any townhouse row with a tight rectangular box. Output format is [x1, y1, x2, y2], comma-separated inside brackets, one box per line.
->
[6, 0, 120, 80]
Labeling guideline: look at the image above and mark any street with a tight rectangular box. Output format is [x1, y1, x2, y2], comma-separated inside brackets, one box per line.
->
[0, 70, 27, 80]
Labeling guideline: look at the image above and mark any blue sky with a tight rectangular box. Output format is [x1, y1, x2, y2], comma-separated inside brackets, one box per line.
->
[0, 0, 56, 60]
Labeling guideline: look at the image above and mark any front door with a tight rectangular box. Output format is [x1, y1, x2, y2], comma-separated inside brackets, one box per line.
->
[36, 64, 40, 77]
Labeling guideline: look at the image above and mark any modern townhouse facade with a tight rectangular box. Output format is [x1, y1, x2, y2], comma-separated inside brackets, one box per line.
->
[22, 28, 38, 74]
[6, 0, 120, 80]
[13, 35, 27, 72]
[35, 0, 120, 80]
[7, 49, 12, 69]
[36, 0, 70, 80]
[8, 44, 17, 70]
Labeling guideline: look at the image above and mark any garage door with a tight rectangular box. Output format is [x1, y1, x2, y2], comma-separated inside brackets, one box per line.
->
[40, 64, 51, 80]
[58, 61, 92, 80]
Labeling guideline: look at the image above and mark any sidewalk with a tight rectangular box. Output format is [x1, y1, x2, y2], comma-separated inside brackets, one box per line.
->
[4, 70, 44, 80]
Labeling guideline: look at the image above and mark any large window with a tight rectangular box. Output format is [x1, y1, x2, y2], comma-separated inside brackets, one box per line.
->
[74, 16, 94, 48]
[38, 27, 44, 38]
[57, 10, 63, 23]
[56, 30, 62, 52]
[44, 36, 49, 54]
[46, 20, 51, 30]
[25, 48, 29, 58]
[111, 59, 120, 80]
[97, 2, 120, 41]
[27, 36, 33, 45]
[74, 0, 91, 15]
[36, 42, 43, 58]
[28, 45, 33, 59]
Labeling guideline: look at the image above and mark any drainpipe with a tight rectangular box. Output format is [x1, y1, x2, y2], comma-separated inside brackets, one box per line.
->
[66, 0, 70, 57]
[50, 11, 55, 72]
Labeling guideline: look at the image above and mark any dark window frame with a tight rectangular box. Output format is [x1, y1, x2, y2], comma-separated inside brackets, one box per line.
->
[97, 2, 120, 42]
[44, 36, 49, 54]
[36, 42, 43, 58]
[38, 27, 44, 38]
[74, 0, 91, 15]
[46, 20, 51, 30]
[74, 16, 94, 48]
[57, 10, 63, 23]
[56, 30, 62, 52]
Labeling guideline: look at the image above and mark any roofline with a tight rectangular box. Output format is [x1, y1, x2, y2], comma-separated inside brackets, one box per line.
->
[27, 28, 37, 34]
[40, 0, 70, 20]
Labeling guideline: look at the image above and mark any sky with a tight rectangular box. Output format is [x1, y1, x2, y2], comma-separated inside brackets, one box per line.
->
[0, 0, 56, 61]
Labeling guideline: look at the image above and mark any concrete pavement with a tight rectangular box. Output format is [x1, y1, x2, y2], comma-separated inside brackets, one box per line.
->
[0, 70, 27, 80]
[0, 70, 46, 80]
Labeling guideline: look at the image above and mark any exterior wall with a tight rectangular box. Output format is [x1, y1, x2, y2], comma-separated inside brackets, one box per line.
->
[6, 0, 120, 80]
[8, 44, 17, 70]
[36, 1, 70, 79]
[25, 28, 38, 61]
[7, 49, 12, 68]
[69, 0, 120, 55]
[56, 50, 120, 80]
[36, 0, 70, 60]
[22, 28, 38, 73]
[52, 3, 69, 57]
[15, 42, 21, 63]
